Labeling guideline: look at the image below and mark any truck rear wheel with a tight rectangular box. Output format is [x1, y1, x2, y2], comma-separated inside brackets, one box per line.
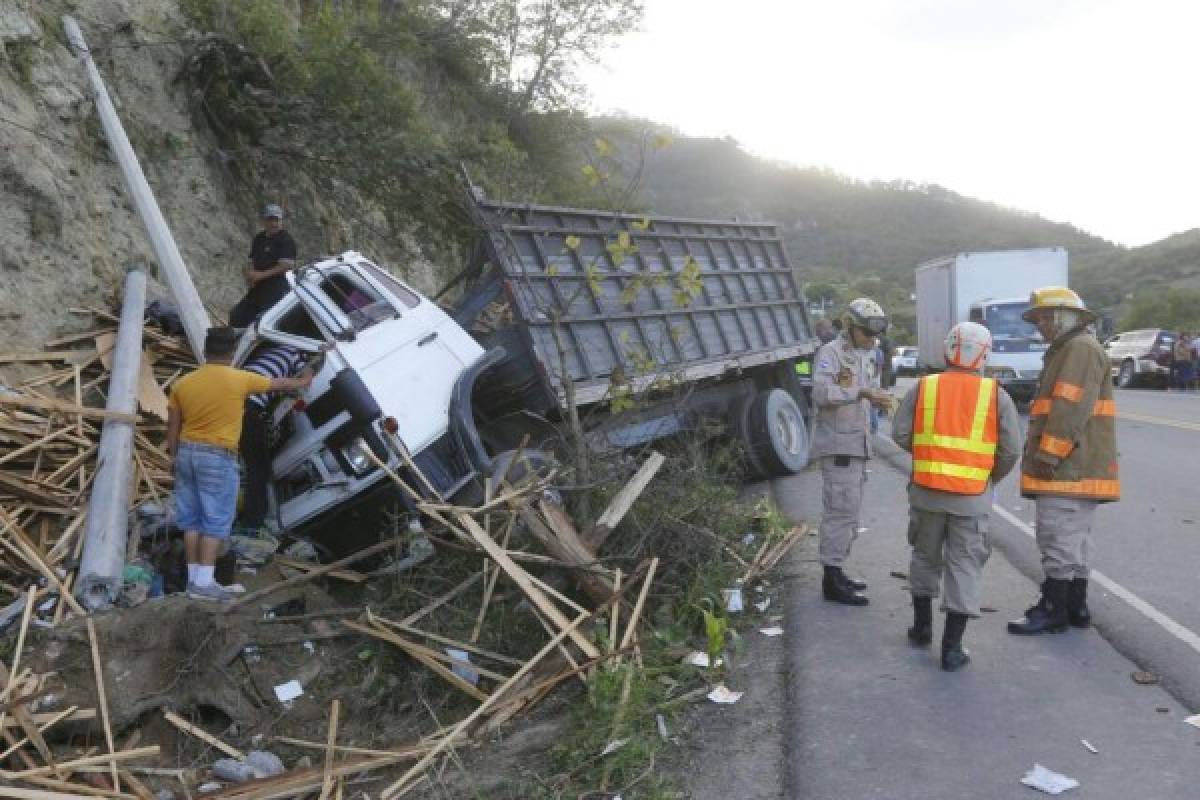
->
[743, 389, 809, 477]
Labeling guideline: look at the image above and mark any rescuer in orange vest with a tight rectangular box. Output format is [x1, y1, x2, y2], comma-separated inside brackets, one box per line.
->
[892, 322, 1021, 670]
[1008, 287, 1119, 636]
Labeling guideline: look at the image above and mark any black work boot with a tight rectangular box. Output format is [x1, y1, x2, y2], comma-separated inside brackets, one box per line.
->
[1068, 578, 1091, 628]
[907, 595, 933, 646]
[941, 612, 970, 671]
[823, 566, 868, 606]
[840, 572, 868, 591]
[1007, 578, 1070, 635]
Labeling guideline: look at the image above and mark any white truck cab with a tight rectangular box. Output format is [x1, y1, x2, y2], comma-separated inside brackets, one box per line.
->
[232, 251, 487, 539]
[968, 296, 1049, 400]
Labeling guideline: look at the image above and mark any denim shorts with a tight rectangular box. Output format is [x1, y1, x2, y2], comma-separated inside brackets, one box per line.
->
[174, 442, 240, 538]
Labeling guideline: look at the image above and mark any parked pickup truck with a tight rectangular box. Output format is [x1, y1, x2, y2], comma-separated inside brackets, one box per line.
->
[235, 190, 818, 548]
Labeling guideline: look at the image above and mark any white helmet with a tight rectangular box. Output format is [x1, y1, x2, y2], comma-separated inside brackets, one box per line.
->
[944, 321, 992, 370]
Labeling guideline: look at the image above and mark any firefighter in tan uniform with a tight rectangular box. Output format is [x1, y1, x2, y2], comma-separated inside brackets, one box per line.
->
[812, 297, 893, 605]
[1009, 287, 1120, 635]
[893, 322, 1021, 670]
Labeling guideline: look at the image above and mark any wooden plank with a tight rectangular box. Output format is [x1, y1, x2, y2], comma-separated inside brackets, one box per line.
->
[345, 621, 490, 702]
[274, 557, 365, 584]
[453, 512, 600, 660]
[223, 538, 404, 613]
[95, 335, 167, 422]
[619, 557, 658, 652]
[0, 351, 93, 365]
[0, 395, 137, 424]
[0, 746, 160, 780]
[379, 611, 592, 799]
[318, 700, 340, 800]
[515, 503, 612, 606]
[162, 709, 245, 760]
[85, 618, 119, 791]
[586, 451, 665, 551]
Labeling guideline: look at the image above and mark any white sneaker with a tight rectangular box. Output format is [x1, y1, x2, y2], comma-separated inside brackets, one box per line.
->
[187, 582, 232, 602]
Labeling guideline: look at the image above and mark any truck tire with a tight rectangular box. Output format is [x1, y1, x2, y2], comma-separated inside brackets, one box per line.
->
[731, 392, 768, 478]
[745, 389, 810, 477]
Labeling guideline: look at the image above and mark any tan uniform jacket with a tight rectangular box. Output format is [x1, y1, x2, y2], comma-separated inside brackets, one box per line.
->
[1020, 327, 1120, 502]
[812, 333, 877, 458]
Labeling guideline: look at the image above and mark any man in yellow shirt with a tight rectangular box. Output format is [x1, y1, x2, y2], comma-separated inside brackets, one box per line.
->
[167, 327, 312, 601]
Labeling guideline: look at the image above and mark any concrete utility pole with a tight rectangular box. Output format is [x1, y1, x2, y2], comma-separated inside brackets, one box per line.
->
[63, 15, 210, 363]
[76, 267, 147, 610]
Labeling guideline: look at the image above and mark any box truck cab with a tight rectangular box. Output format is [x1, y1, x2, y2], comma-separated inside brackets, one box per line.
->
[915, 248, 1068, 404]
[968, 296, 1049, 400]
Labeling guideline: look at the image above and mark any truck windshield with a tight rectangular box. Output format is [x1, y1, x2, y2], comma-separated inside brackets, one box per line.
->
[984, 303, 1042, 342]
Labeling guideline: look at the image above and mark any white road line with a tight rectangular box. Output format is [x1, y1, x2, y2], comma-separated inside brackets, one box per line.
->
[991, 504, 1200, 656]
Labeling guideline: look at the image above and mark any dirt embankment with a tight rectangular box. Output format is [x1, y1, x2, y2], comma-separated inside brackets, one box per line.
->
[0, 0, 439, 351]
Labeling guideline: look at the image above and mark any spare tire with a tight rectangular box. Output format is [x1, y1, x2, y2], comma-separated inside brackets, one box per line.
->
[745, 388, 809, 476]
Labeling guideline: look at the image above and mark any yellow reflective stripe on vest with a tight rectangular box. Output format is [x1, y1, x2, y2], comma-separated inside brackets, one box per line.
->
[911, 432, 998, 455]
[970, 378, 996, 440]
[912, 460, 992, 481]
[921, 373, 939, 433]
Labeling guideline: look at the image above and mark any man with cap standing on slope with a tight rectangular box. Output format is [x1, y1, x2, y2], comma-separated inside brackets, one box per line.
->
[811, 297, 894, 605]
[230, 204, 298, 327]
[1008, 287, 1119, 635]
[892, 322, 1021, 670]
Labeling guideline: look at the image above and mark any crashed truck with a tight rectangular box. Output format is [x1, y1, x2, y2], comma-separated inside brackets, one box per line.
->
[233, 192, 819, 550]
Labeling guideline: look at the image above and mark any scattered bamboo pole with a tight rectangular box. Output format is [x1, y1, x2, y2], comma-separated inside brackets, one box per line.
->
[85, 618, 119, 791]
[317, 699, 340, 800]
[162, 710, 246, 761]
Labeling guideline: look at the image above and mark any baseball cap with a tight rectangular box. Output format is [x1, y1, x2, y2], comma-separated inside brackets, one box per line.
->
[260, 204, 284, 219]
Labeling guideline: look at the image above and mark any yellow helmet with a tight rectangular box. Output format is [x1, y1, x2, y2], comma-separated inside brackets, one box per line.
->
[1021, 286, 1097, 323]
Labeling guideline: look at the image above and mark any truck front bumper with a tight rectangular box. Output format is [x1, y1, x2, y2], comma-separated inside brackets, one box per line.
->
[999, 378, 1038, 403]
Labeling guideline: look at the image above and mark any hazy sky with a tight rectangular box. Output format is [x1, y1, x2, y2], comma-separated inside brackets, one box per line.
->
[582, 0, 1199, 247]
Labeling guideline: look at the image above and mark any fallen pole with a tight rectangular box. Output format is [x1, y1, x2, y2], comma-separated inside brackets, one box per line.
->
[63, 16, 210, 362]
[75, 268, 146, 610]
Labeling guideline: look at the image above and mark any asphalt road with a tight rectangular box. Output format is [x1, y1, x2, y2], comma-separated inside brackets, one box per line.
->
[775, 379, 1200, 798]
[984, 381, 1200, 710]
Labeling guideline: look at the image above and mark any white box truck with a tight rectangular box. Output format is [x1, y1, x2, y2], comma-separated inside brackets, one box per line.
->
[914, 247, 1069, 402]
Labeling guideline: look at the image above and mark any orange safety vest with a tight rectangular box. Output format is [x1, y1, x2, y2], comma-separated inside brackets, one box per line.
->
[911, 372, 999, 495]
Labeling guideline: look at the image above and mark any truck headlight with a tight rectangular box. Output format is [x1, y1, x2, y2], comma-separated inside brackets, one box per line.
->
[341, 438, 371, 475]
[985, 366, 1016, 380]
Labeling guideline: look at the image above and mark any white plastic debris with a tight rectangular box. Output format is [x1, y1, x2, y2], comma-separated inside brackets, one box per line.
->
[742, 533, 757, 545]
[754, 597, 772, 613]
[302, 641, 315, 655]
[600, 738, 629, 756]
[1020, 764, 1079, 795]
[1185, 714, 1200, 729]
[446, 648, 480, 686]
[273, 680, 304, 704]
[759, 626, 784, 637]
[855, 526, 869, 534]
[706, 685, 743, 704]
[722, 588, 744, 613]
[212, 751, 285, 783]
[38, 596, 57, 612]
[656, 714, 669, 741]
[1080, 740, 1098, 754]
[683, 652, 710, 668]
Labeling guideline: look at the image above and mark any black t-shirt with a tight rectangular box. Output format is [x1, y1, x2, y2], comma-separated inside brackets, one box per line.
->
[247, 229, 297, 301]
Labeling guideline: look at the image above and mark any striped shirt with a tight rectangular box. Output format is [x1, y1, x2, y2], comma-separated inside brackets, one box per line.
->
[243, 346, 306, 408]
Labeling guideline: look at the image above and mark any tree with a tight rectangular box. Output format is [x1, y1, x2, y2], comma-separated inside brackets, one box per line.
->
[482, 0, 644, 115]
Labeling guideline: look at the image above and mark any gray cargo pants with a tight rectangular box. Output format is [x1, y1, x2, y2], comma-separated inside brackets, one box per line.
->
[907, 509, 991, 617]
[818, 455, 867, 567]
[1035, 496, 1097, 580]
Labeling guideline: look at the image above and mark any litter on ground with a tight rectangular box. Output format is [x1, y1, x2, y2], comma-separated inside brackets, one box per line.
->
[1020, 763, 1080, 795]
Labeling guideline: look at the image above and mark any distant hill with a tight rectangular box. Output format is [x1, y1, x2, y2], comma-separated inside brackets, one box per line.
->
[611, 127, 1123, 294]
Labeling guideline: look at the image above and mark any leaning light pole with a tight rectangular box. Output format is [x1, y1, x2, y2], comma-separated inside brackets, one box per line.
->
[63, 15, 210, 362]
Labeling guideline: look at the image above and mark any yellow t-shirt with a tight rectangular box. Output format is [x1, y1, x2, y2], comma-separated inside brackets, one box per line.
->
[168, 365, 273, 451]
